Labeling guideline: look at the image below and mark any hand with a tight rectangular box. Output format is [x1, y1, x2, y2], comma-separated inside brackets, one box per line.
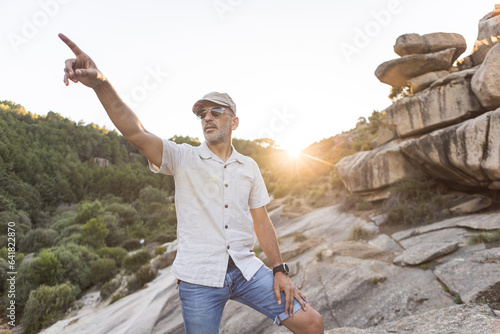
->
[59, 33, 106, 88]
[273, 272, 307, 317]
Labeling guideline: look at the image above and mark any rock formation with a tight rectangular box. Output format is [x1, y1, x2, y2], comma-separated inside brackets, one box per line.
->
[375, 48, 458, 87]
[40, 204, 500, 334]
[337, 5, 500, 199]
[458, 5, 500, 69]
[394, 32, 467, 60]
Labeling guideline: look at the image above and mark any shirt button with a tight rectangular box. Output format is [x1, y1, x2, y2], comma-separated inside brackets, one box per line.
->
[225, 225, 228, 229]
[225, 184, 228, 187]
[225, 204, 228, 208]
[224, 165, 227, 168]
[227, 245, 230, 249]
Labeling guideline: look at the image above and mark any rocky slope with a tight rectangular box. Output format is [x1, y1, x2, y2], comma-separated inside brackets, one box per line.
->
[40, 203, 500, 334]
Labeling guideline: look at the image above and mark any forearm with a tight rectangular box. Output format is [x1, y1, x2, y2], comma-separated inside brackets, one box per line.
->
[93, 80, 147, 141]
[255, 217, 283, 268]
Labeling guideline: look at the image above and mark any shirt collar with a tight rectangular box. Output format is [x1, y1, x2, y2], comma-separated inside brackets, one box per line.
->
[198, 141, 244, 164]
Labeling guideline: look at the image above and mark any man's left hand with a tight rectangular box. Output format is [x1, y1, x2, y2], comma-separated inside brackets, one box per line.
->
[273, 272, 307, 317]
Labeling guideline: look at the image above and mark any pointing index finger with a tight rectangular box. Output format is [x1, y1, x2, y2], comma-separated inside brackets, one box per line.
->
[58, 33, 84, 56]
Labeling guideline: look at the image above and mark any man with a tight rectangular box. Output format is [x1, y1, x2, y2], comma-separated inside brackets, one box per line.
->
[59, 33, 324, 334]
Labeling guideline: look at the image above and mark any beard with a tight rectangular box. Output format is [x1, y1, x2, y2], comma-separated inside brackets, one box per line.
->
[203, 119, 231, 145]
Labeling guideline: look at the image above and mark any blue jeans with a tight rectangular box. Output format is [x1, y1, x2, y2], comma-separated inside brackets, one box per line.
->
[178, 258, 305, 334]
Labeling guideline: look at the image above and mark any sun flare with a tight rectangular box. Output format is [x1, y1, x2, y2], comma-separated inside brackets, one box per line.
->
[285, 146, 303, 158]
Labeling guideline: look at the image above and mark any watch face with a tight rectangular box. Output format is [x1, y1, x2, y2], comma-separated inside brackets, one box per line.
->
[283, 263, 289, 274]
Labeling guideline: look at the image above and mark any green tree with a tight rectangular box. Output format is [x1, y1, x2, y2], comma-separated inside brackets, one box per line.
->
[81, 216, 109, 249]
[22, 283, 80, 333]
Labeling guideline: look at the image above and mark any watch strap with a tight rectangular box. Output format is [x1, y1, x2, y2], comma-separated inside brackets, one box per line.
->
[273, 263, 289, 276]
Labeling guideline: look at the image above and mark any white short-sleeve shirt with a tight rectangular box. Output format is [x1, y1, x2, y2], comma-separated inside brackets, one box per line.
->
[149, 139, 271, 287]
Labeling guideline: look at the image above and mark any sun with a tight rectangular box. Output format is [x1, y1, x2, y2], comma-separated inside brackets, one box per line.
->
[285, 146, 303, 158]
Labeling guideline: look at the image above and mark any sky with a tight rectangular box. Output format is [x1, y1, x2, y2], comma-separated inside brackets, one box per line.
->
[1, 0, 496, 152]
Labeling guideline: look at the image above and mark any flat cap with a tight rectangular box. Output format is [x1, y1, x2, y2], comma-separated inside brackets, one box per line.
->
[192, 92, 236, 115]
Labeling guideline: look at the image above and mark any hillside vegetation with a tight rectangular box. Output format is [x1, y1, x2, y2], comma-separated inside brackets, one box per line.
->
[0, 100, 384, 333]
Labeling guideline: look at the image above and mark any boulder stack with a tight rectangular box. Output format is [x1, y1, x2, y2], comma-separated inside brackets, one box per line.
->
[375, 32, 466, 92]
[337, 5, 500, 199]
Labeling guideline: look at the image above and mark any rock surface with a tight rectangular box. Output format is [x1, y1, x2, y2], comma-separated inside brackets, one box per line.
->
[392, 212, 500, 241]
[398, 228, 471, 250]
[385, 77, 483, 138]
[335, 140, 416, 193]
[401, 109, 500, 188]
[151, 239, 178, 271]
[472, 43, 500, 110]
[429, 67, 477, 88]
[370, 127, 397, 149]
[407, 70, 449, 93]
[325, 304, 500, 334]
[393, 241, 459, 266]
[394, 32, 466, 60]
[434, 247, 500, 304]
[40, 269, 180, 334]
[369, 234, 404, 253]
[458, 9, 500, 69]
[375, 48, 457, 87]
[448, 194, 492, 215]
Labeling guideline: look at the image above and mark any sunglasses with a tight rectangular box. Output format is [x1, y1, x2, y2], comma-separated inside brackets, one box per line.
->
[195, 107, 229, 120]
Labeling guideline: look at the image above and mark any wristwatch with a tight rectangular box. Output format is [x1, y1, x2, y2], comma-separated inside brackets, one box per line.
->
[273, 263, 290, 276]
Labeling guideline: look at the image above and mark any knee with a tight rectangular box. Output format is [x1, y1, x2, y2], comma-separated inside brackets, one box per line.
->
[310, 312, 324, 334]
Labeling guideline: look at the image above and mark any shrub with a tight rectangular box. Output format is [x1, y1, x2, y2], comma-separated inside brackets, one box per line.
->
[152, 234, 169, 244]
[383, 177, 445, 226]
[22, 283, 80, 333]
[105, 203, 139, 226]
[273, 185, 289, 199]
[315, 250, 323, 262]
[467, 230, 500, 245]
[339, 195, 363, 212]
[453, 293, 463, 304]
[293, 232, 308, 242]
[0, 246, 25, 264]
[121, 238, 141, 251]
[19, 228, 59, 253]
[25, 249, 61, 287]
[155, 246, 167, 256]
[100, 279, 120, 300]
[54, 233, 82, 247]
[331, 169, 345, 190]
[127, 264, 156, 292]
[110, 292, 126, 305]
[73, 200, 103, 225]
[97, 247, 128, 267]
[355, 200, 373, 211]
[53, 243, 97, 291]
[136, 263, 156, 285]
[123, 250, 151, 273]
[54, 225, 82, 246]
[81, 216, 109, 249]
[0, 258, 9, 295]
[91, 258, 118, 285]
[126, 275, 141, 293]
[349, 225, 371, 241]
[103, 214, 127, 247]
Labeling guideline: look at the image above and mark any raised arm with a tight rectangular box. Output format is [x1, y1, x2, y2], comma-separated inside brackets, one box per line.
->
[59, 33, 162, 167]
